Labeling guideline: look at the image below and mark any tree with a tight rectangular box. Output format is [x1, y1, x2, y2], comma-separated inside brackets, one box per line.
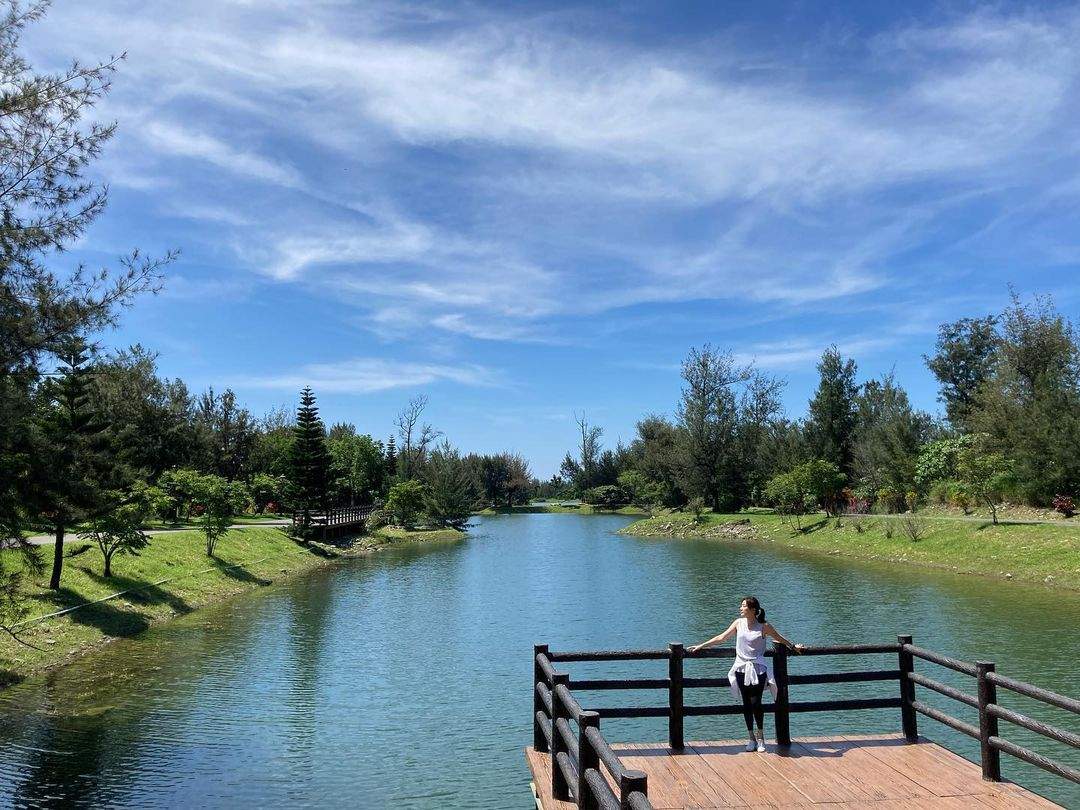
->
[0, 2, 170, 603]
[852, 373, 935, 497]
[617, 470, 664, 508]
[383, 435, 398, 488]
[423, 442, 475, 529]
[583, 484, 629, 510]
[925, 316, 1000, 429]
[387, 479, 425, 529]
[395, 395, 440, 480]
[156, 467, 204, 523]
[765, 460, 845, 528]
[195, 387, 256, 481]
[90, 345, 197, 478]
[563, 411, 603, 494]
[328, 431, 385, 505]
[78, 491, 151, 577]
[32, 337, 127, 589]
[287, 387, 330, 532]
[630, 415, 684, 507]
[957, 441, 1016, 525]
[915, 436, 973, 491]
[676, 344, 748, 510]
[805, 347, 859, 478]
[192, 473, 248, 556]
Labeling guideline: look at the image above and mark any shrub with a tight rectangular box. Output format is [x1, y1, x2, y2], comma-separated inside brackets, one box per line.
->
[945, 480, 971, 513]
[366, 507, 390, 530]
[1053, 494, 1076, 519]
[928, 480, 951, 506]
[900, 514, 927, 542]
[905, 491, 919, 513]
[876, 486, 904, 514]
[686, 496, 706, 523]
[387, 480, 426, 529]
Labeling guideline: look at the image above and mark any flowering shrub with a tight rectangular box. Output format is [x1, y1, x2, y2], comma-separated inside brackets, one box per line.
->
[1052, 494, 1075, 518]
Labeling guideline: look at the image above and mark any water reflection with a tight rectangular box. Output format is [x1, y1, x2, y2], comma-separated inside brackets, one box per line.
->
[0, 515, 1077, 808]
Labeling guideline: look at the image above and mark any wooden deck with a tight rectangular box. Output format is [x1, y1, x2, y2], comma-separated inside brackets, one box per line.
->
[526, 733, 1061, 808]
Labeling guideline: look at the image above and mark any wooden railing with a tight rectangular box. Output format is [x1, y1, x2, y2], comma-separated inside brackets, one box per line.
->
[292, 505, 377, 540]
[532, 635, 1079, 809]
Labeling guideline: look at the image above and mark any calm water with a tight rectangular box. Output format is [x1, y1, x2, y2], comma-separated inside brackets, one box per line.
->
[0, 514, 1078, 808]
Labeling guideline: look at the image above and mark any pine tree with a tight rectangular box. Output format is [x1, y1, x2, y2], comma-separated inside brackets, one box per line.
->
[32, 337, 119, 589]
[384, 434, 398, 489]
[287, 387, 330, 533]
[806, 347, 860, 479]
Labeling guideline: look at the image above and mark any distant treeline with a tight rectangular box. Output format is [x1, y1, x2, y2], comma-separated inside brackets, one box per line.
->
[554, 293, 1080, 519]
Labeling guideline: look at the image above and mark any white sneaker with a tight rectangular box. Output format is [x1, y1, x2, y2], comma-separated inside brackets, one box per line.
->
[756, 741, 766, 752]
[745, 739, 756, 752]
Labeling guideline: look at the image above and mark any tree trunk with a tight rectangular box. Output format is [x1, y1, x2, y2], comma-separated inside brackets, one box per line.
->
[104, 551, 112, 578]
[49, 522, 65, 590]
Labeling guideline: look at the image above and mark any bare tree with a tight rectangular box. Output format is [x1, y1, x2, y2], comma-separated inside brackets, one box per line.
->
[395, 395, 441, 479]
[573, 411, 603, 492]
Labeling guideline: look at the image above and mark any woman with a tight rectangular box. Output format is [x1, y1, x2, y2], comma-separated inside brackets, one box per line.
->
[687, 596, 803, 752]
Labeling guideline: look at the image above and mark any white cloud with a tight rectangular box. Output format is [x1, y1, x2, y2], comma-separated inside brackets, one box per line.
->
[235, 357, 502, 394]
[28, 2, 1080, 344]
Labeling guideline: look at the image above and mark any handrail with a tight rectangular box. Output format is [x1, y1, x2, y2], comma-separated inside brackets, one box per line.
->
[532, 637, 1080, 807]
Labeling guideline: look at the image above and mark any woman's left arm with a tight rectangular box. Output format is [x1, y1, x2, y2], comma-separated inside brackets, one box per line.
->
[764, 623, 804, 653]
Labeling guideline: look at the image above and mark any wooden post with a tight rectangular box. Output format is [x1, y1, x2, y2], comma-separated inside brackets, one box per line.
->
[619, 770, 647, 810]
[898, 634, 918, 741]
[668, 642, 684, 751]
[773, 642, 791, 746]
[578, 711, 600, 810]
[534, 644, 550, 752]
[551, 672, 571, 801]
[977, 661, 1002, 782]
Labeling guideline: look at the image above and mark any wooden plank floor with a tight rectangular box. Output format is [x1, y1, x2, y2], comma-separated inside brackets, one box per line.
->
[525, 733, 1061, 808]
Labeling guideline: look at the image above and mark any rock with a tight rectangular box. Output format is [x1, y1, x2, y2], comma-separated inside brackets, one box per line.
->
[1005, 573, 1013, 579]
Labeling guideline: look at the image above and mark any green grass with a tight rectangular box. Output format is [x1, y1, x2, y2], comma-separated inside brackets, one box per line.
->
[621, 512, 1080, 590]
[475, 504, 651, 516]
[370, 525, 466, 543]
[0, 524, 426, 688]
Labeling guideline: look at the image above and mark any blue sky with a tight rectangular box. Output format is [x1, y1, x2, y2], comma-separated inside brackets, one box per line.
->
[27, 0, 1080, 477]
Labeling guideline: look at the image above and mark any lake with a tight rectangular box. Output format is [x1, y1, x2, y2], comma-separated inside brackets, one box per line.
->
[1, 513, 1077, 808]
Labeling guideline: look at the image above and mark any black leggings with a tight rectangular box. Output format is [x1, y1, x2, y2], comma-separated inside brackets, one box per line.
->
[735, 669, 766, 732]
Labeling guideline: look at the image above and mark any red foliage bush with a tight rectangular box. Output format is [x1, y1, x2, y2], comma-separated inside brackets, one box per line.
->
[1052, 494, 1075, 518]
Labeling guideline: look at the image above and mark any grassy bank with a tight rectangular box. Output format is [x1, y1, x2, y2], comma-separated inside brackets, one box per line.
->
[0, 523, 464, 688]
[476, 504, 651, 516]
[621, 512, 1080, 590]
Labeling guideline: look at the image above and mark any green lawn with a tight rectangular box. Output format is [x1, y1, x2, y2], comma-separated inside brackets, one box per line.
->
[476, 504, 651, 516]
[621, 512, 1080, 590]
[1, 521, 471, 688]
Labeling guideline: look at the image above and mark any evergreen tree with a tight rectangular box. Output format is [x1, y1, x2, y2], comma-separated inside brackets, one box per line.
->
[287, 387, 330, 532]
[805, 347, 859, 479]
[423, 442, 476, 528]
[32, 337, 123, 589]
[384, 435, 398, 487]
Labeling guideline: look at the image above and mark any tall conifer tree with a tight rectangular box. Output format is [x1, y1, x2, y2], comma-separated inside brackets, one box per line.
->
[806, 347, 860, 479]
[287, 387, 330, 532]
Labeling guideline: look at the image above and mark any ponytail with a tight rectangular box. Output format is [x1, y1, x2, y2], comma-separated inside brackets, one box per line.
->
[743, 595, 766, 624]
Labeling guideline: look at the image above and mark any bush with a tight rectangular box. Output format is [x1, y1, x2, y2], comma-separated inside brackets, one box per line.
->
[686, 496, 706, 523]
[366, 507, 390, 530]
[1053, 494, 1076, 518]
[387, 480, 425, 529]
[905, 491, 919, 513]
[876, 486, 904, 514]
[900, 514, 927, 542]
[928, 480, 951, 506]
[944, 480, 971, 513]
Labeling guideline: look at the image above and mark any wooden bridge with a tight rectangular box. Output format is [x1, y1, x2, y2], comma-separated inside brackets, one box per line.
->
[526, 637, 1079, 809]
[291, 504, 377, 541]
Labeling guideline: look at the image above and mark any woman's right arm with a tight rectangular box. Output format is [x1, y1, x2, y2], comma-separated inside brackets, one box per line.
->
[687, 620, 738, 653]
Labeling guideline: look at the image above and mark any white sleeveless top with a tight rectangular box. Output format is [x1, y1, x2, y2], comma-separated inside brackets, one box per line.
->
[727, 617, 778, 701]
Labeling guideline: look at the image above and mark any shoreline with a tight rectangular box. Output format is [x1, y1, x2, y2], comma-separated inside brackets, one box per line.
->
[620, 512, 1080, 591]
[0, 524, 464, 689]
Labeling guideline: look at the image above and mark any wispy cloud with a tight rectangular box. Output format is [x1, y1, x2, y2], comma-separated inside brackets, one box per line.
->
[234, 357, 502, 394]
[30, 1, 1080, 347]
